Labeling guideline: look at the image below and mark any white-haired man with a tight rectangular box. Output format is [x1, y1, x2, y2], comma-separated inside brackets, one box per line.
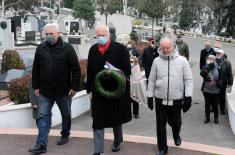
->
[215, 49, 233, 115]
[29, 23, 81, 154]
[147, 37, 193, 155]
[199, 41, 216, 70]
[87, 25, 131, 155]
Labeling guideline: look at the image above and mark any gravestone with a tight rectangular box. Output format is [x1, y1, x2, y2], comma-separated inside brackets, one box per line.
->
[21, 22, 32, 37]
[25, 31, 36, 41]
[0, 19, 12, 53]
[0, 69, 29, 90]
[70, 22, 79, 34]
[68, 37, 81, 45]
[27, 16, 39, 32]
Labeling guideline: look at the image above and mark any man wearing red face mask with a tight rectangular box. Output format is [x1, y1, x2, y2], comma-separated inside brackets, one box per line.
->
[87, 25, 131, 155]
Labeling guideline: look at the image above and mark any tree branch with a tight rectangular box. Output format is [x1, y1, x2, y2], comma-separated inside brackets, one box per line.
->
[5, 0, 22, 8]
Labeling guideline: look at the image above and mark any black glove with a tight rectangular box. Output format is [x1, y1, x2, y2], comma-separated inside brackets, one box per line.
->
[182, 96, 192, 113]
[148, 97, 154, 110]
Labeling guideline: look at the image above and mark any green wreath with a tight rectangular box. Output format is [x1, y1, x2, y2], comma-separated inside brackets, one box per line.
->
[95, 69, 126, 98]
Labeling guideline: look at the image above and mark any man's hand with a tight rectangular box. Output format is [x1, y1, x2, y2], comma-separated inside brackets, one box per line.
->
[68, 89, 77, 98]
[32, 104, 38, 109]
[35, 89, 40, 97]
[182, 96, 192, 113]
[148, 97, 154, 110]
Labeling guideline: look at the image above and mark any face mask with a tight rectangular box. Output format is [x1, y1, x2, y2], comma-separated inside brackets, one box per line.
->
[131, 63, 135, 67]
[216, 53, 223, 59]
[98, 36, 108, 45]
[46, 34, 56, 45]
[206, 60, 213, 65]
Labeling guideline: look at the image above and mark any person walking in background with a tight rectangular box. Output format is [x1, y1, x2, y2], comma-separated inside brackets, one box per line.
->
[175, 34, 189, 60]
[147, 37, 193, 155]
[200, 55, 220, 124]
[127, 40, 142, 66]
[199, 41, 216, 70]
[87, 25, 131, 155]
[29, 23, 81, 154]
[129, 26, 138, 44]
[127, 42, 144, 119]
[142, 37, 159, 80]
[215, 49, 233, 115]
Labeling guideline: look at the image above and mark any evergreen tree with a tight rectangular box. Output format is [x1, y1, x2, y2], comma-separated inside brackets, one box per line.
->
[73, 0, 95, 21]
[64, 0, 75, 9]
[138, 0, 165, 36]
[96, 0, 123, 25]
[179, 0, 190, 29]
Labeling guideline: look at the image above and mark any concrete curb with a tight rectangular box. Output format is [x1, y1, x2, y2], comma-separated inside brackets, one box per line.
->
[183, 34, 235, 47]
[0, 128, 235, 155]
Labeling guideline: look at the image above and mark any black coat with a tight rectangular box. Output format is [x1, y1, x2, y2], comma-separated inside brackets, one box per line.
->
[142, 46, 159, 78]
[216, 58, 233, 88]
[32, 37, 81, 97]
[199, 48, 216, 70]
[87, 41, 132, 129]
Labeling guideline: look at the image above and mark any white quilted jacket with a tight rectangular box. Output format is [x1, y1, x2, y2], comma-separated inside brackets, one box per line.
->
[147, 46, 193, 100]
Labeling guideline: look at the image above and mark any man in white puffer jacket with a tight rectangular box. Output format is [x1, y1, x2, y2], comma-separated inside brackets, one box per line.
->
[147, 37, 193, 155]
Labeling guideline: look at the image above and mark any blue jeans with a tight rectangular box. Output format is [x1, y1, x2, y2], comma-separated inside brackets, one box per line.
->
[36, 95, 72, 147]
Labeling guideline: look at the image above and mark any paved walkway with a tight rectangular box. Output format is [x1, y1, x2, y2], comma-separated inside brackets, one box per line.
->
[1, 128, 235, 155]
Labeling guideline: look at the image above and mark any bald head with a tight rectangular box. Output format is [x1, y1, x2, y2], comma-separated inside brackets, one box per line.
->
[214, 41, 222, 49]
[96, 25, 109, 37]
[160, 37, 174, 55]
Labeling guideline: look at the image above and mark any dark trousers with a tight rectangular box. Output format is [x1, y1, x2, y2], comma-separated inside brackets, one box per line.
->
[218, 87, 226, 113]
[155, 99, 182, 152]
[203, 92, 218, 120]
[93, 125, 123, 153]
[131, 98, 139, 115]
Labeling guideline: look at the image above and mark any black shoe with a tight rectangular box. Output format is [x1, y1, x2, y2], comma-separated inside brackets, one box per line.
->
[28, 144, 47, 154]
[173, 135, 181, 146]
[156, 150, 167, 155]
[93, 153, 100, 155]
[221, 111, 225, 115]
[214, 118, 218, 124]
[112, 142, 121, 152]
[57, 136, 69, 145]
[134, 114, 139, 119]
[204, 118, 210, 124]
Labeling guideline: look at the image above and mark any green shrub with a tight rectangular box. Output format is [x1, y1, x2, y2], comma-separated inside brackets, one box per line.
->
[8, 75, 31, 104]
[219, 32, 230, 38]
[1, 50, 25, 74]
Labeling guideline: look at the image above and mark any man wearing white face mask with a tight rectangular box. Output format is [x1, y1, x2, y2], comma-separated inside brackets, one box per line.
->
[215, 49, 233, 115]
[87, 25, 131, 155]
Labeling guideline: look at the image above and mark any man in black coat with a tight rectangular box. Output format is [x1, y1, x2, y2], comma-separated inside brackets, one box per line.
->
[29, 23, 81, 154]
[200, 42, 216, 70]
[142, 38, 159, 79]
[87, 25, 131, 155]
[216, 49, 233, 115]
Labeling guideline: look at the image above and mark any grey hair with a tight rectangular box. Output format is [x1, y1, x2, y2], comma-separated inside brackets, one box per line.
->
[95, 25, 110, 35]
[160, 36, 174, 46]
[44, 23, 59, 32]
